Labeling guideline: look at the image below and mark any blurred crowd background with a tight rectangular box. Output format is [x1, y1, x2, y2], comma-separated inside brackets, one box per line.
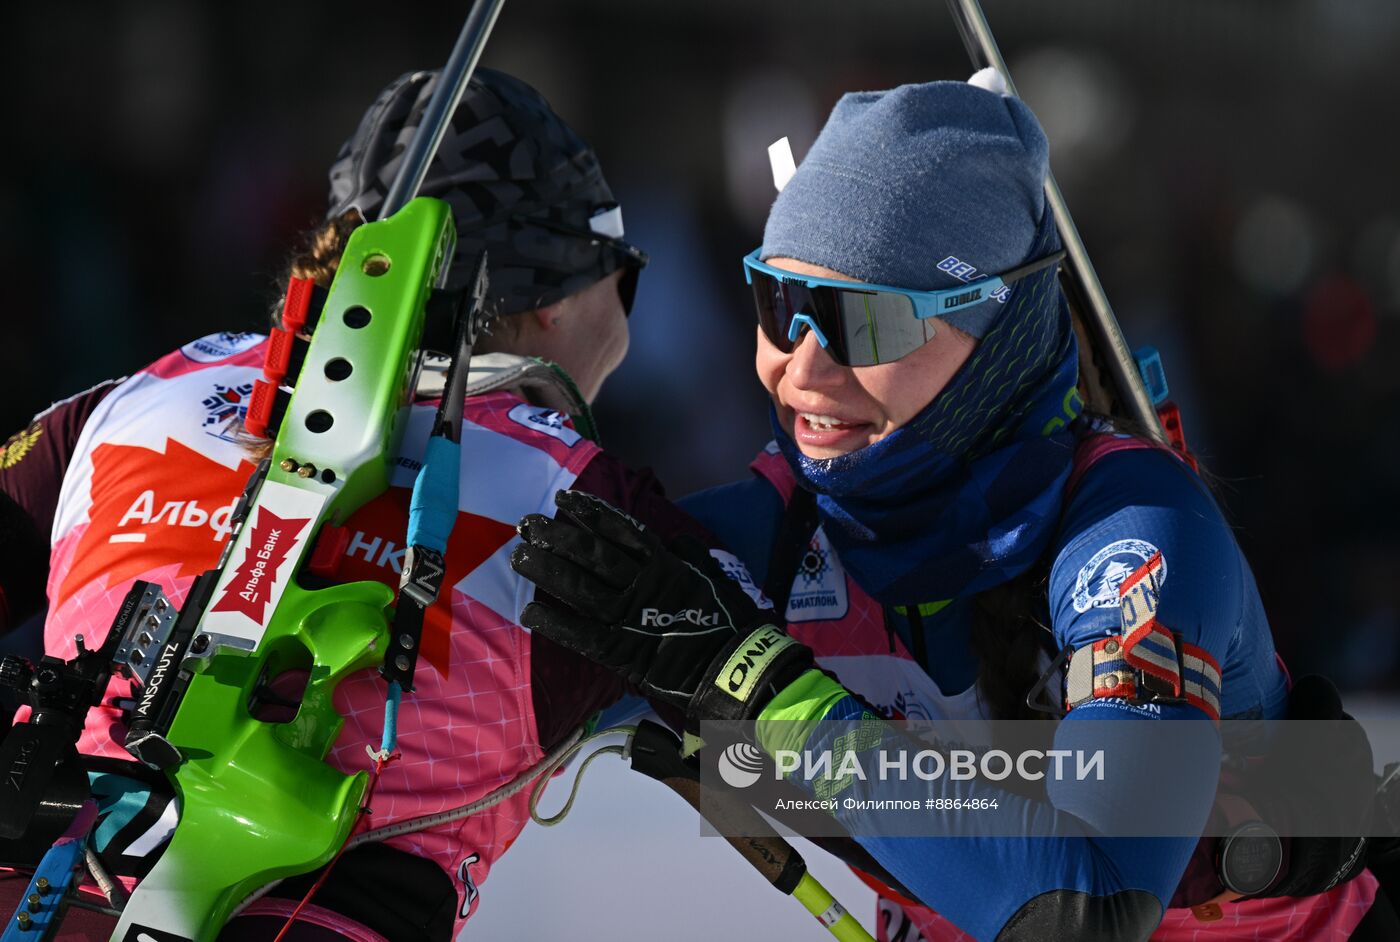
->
[4, 0, 1399, 692]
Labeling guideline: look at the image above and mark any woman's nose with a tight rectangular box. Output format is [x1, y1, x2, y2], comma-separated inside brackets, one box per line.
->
[785, 327, 845, 390]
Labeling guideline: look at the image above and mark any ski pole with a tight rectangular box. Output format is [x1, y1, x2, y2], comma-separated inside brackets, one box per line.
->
[943, 0, 1167, 443]
[630, 721, 875, 942]
[380, 0, 507, 218]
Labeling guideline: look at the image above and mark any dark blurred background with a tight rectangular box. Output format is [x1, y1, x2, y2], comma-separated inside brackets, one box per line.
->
[4, 0, 1399, 691]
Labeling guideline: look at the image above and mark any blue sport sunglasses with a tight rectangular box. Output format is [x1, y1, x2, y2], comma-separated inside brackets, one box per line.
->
[742, 248, 1065, 366]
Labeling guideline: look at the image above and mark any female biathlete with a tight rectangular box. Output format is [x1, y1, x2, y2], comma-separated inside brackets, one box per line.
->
[510, 74, 1392, 940]
[0, 67, 716, 940]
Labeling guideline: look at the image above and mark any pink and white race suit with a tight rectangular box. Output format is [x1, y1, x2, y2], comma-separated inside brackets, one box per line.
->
[1, 332, 708, 939]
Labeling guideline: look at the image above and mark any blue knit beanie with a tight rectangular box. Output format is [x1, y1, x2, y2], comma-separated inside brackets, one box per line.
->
[761, 76, 1049, 338]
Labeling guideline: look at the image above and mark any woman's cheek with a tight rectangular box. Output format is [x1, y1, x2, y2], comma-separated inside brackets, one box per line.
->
[754, 325, 786, 401]
[866, 329, 978, 429]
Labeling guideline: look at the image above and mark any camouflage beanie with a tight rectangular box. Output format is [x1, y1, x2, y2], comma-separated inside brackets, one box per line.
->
[327, 68, 646, 317]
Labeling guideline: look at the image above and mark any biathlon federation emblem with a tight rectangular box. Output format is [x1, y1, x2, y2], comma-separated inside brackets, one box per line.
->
[1072, 539, 1165, 613]
[201, 382, 254, 442]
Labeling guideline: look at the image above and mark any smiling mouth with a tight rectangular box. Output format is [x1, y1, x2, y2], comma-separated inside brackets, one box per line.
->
[797, 411, 861, 431]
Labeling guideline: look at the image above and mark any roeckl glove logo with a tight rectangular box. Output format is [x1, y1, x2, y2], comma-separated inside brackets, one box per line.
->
[639, 607, 721, 628]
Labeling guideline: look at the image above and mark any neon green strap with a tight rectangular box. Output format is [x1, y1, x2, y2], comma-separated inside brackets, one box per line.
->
[756, 669, 850, 758]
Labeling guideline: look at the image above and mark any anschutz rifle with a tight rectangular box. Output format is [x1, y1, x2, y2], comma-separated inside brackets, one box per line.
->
[0, 1, 506, 938]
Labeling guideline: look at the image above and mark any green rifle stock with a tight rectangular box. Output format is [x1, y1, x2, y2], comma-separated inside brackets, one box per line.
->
[112, 198, 456, 941]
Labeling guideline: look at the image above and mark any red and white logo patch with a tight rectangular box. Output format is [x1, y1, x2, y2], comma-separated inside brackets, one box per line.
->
[211, 506, 312, 623]
[56, 440, 257, 612]
[201, 479, 327, 647]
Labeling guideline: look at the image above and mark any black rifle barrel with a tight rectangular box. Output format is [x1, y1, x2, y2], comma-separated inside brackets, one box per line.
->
[379, 0, 509, 219]
[944, 0, 1166, 443]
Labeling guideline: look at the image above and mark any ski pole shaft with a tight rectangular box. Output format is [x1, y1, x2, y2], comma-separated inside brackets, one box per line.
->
[944, 0, 1166, 443]
[629, 722, 874, 942]
[655, 775, 872, 941]
[379, 0, 508, 218]
[791, 871, 873, 942]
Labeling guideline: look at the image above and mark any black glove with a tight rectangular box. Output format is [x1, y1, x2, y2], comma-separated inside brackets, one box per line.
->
[510, 490, 812, 723]
[1256, 675, 1372, 897]
[1170, 678, 1373, 908]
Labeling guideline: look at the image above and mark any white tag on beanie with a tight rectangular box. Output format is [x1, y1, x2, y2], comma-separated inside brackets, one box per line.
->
[588, 204, 625, 239]
[967, 67, 1009, 95]
[768, 137, 797, 192]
